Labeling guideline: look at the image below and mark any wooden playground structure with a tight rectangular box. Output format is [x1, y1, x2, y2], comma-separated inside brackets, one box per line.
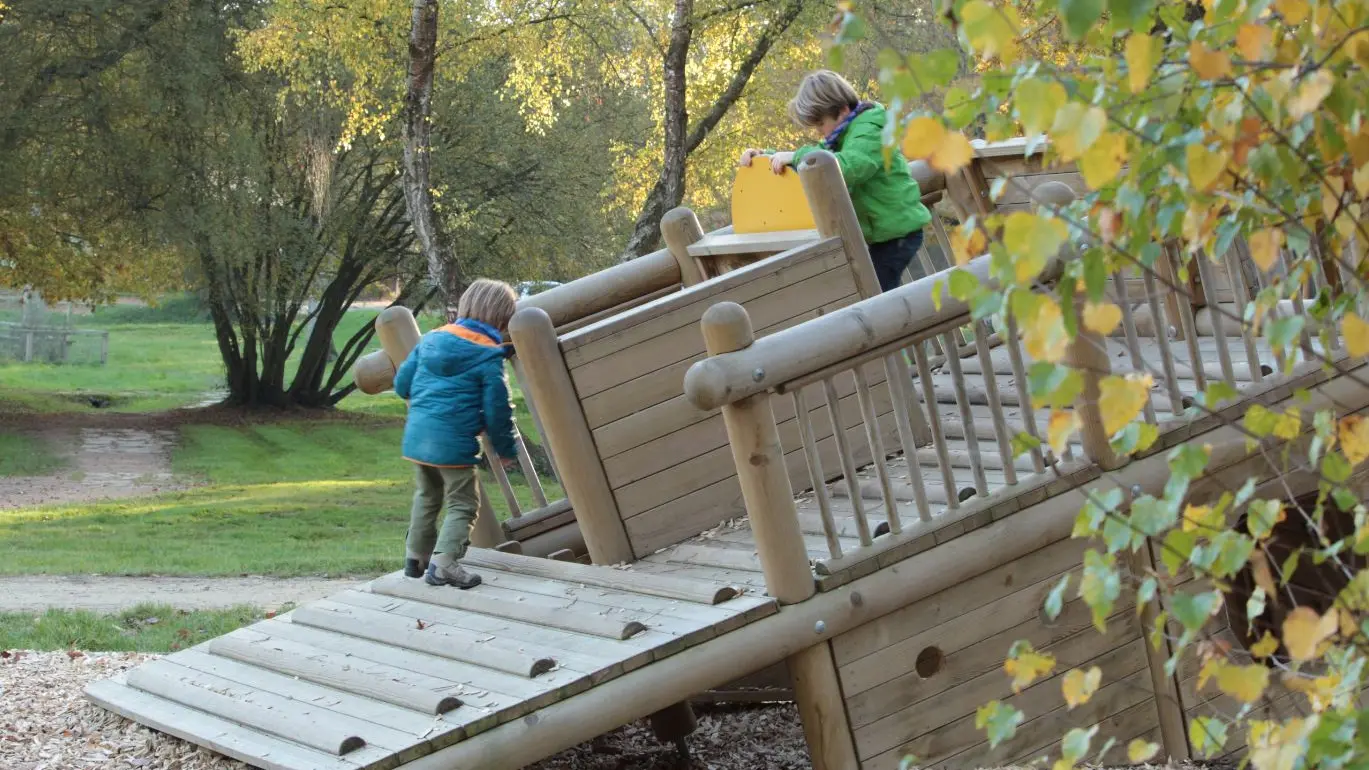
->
[85, 140, 1367, 769]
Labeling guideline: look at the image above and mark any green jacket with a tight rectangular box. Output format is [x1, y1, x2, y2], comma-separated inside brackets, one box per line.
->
[790, 103, 932, 245]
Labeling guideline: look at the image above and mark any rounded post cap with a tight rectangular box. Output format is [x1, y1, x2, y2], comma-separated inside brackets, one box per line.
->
[507, 305, 554, 337]
[796, 149, 839, 174]
[1030, 181, 1076, 211]
[700, 301, 754, 351]
[907, 160, 946, 195]
[376, 305, 416, 326]
[661, 206, 701, 227]
[684, 359, 730, 411]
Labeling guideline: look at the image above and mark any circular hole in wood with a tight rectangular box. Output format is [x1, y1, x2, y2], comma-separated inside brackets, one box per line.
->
[915, 646, 944, 679]
[957, 487, 976, 503]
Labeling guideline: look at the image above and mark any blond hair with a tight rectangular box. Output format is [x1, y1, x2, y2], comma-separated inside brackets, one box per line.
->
[787, 70, 861, 127]
[456, 278, 518, 331]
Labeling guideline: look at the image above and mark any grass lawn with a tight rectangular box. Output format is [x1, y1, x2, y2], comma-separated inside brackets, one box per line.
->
[0, 604, 263, 653]
[0, 421, 563, 577]
[0, 432, 66, 477]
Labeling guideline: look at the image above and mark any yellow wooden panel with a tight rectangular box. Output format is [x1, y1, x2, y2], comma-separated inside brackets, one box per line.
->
[731, 163, 816, 234]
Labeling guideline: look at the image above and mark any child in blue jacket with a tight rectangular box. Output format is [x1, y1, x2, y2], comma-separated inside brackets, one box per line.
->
[393, 279, 519, 589]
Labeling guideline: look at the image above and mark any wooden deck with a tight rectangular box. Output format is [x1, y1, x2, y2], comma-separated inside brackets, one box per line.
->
[86, 550, 774, 770]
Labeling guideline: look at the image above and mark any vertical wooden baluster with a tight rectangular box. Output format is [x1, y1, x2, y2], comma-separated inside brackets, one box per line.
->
[1143, 269, 1185, 415]
[973, 320, 1017, 487]
[913, 340, 958, 511]
[512, 359, 561, 484]
[853, 364, 901, 535]
[793, 389, 842, 560]
[513, 427, 548, 509]
[884, 354, 931, 523]
[1112, 270, 1157, 424]
[823, 375, 872, 547]
[481, 434, 523, 518]
[1223, 243, 1264, 384]
[1005, 315, 1046, 474]
[1194, 251, 1237, 384]
[928, 214, 956, 270]
[942, 330, 988, 498]
[1168, 244, 1207, 391]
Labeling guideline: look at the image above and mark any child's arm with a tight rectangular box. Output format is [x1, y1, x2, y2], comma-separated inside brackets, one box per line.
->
[481, 361, 519, 461]
[791, 119, 881, 185]
[393, 345, 420, 400]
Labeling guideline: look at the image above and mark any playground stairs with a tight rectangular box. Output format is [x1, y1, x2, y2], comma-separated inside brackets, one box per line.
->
[87, 140, 1369, 769]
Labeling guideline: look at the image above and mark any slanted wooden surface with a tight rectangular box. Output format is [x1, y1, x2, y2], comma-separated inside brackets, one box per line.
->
[85, 548, 776, 770]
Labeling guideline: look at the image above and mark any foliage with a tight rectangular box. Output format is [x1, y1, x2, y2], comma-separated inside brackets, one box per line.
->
[832, 0, 1369, 765]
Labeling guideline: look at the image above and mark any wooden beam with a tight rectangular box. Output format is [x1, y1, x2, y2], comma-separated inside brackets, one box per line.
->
[459, 548, 737, 605]
[790, 641, 860, 770]
[661, 207, 708, 286]
[798, 150, 881, 300]
[517, 247, 680, 328]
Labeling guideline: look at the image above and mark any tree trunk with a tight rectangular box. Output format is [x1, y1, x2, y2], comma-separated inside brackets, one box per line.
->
[619, 0, 806, 261]
[402, 0, 464, 312]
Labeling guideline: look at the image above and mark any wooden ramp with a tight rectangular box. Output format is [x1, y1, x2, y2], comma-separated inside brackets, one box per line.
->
[86, 549, 775, 770]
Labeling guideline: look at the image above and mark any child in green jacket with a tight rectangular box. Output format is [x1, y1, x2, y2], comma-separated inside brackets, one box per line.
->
[740, 70, 932, 292]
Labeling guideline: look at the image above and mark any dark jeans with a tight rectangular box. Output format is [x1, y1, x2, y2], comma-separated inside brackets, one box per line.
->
[869, 228, 926, 293]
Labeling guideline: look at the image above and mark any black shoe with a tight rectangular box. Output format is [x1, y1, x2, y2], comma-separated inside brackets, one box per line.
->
[425, 562, 482, 589]
[404, 558, 428, 578]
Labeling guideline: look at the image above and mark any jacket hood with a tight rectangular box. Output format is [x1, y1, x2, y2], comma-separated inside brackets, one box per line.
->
[418, 326, 507, 378]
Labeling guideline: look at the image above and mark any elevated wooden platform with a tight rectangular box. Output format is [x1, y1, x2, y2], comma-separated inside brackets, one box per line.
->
[86, 549, 773, 770]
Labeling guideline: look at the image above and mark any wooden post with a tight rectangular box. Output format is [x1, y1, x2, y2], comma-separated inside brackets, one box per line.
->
[1129, 536, 1191, 761]
[700, 302, 815, 605]
[798, 150, 932, 447]
[375, 306, 423, 367]
[789, 642, 860, 770]
[660, 207, 709, 287]
[511, 357, 560, 484]
[647, 701, 698, 750]
[508, 307, 635, 565]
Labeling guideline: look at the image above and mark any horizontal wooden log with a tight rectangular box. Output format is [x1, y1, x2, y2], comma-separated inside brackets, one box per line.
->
[209, 634, 463, 715]
[517, 247, 679, 328]
[291, 603, 556, 679]
[459, 548, 737, 605]
[369, 574, 648, 641]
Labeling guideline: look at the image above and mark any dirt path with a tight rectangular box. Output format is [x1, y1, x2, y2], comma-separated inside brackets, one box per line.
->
[0, 575, 365, 613]
[0, 427, 185, 510]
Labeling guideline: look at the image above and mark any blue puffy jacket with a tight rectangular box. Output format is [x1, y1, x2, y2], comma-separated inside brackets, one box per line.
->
[393, 318, 517, 467]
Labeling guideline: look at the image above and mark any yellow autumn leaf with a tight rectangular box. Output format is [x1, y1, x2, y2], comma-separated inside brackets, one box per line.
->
[1355, 163, 1369, 197]
[1217, 662, 1270, 704]
[1098, 373, 1154, 436]
[961, 0, 1019, 62]
[1127, 739, 1160, 763]
[1047, 410, 1080, 455]
[1247, 228, 1283, 272]
[1189, 41, 1233, 80]
[950, 226, 986, 266]
[1061, 666, 1102, 708]
[1126, 34, 1160, 94]
[1282, 606, 1337, 662]
[1343, 312, 1369, 357]
[1288, 70, 1334, 121]
[1082, 301, 1122, 336]
[1079, 132, 1127, 189]
[902, 117, 946, 159]
[1274, 0, 1308, 24]
[1023, 295, 1068, 363]
[1187, 144, 1230, 193]
[1050, 103, 1107, 162]
[1272, 408, 1301, 441]
[1250, 631, 1280, 659]
[1284, 672, 1343, 712]
[1181, 503, 1225, 533]
[1003, 212, 1068, 283]
[1004, 647, 1056, 692]
[931, 131, 974, 173]
[1237, 24, 1272, 60]
[1338, 415, 1369, 466]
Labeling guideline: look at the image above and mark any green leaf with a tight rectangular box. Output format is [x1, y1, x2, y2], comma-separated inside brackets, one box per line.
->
[1189, 716, 1229, 758]
[1162, 529, 1196, 575]
[1198, 381, 1239, 409]
[1325, 450, 1353, 484]
[1171, 589, 1222, 632]
[1044, 573, 1071, 620]
[1247, 499, 1284, 539]
[1234, 478, 1257, 508]
[1209, 531, 1256, 578]
[1079, 549, 1121, 630]
[1028, 362, 1084, 409]
[1108, 0, 1155, 29]
[1138, 576, 1157, 605]
[948, 268, 981, 301]
[1082, 248, 1108, 301]
[975, 700, 1024, 748]
[944, 86, 976, 129]
[1111, 422, 1159, 456]
[1168, 443, 1210, 480]
[1130, 495, 1177, 536]
[1012, 431, 1042, 458]
[920, 49, 961, 88]
[1060, 0, 1104, 39]
[1268, 315, 1305, 351]
[1247, 585, 1266, 623]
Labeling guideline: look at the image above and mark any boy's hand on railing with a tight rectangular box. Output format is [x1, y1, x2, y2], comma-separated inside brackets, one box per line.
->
[769, 152, 795, 174]
[738, 148, 764, 167]
[500, 457, 517, 470]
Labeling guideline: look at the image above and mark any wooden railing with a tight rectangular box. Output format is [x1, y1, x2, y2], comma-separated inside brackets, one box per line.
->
[684, 152, 1347, 593]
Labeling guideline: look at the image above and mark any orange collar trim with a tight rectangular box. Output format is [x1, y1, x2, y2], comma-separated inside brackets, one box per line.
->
[437, 324, 499, 347]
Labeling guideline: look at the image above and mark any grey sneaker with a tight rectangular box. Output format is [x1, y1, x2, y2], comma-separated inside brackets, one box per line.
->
[425, 562, 482, 589]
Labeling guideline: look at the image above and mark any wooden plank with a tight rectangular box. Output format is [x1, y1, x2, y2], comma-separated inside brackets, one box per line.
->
[663, 543, 764, 572]
[1005, 697, 1160, 766]
[86, 678, 375, 770]
[569, 262, 857, 398]
[455, 548, 739, 605]
[291, 602, 557, 679]
[125, 659, 382, 756]
[626, 558, 773, 591]
[562, 239, 844, 362]
[205, 634, 464, 716]
[611, 369, 895, 515]
[582, 292, 860, 429]
[369, 574, 647, 640]
[687, 229, 820, 257]
[832, 536, 1089, 666]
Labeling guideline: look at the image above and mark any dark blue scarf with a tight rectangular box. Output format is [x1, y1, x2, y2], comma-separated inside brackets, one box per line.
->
[821, 101, 875, 150]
